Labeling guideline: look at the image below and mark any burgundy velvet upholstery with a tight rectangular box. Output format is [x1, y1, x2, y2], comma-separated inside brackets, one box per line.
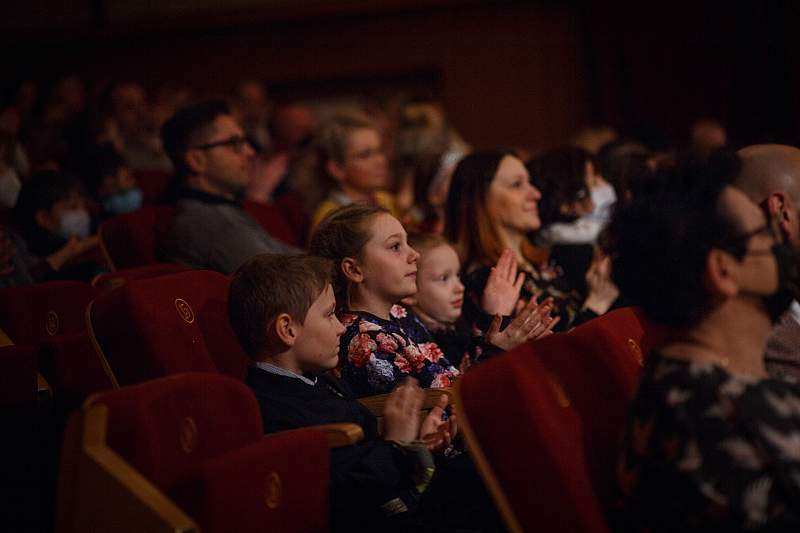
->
[38, 332, 114, 412]
[99, 206, 175, 270]
[133, 169, 173, 206]
[532, 306, 651, 511]
[459, 348, 609, 533]
[92, 263, 189, 292]
[89, 270, 248, 386]
[91, 373, 331, 532]
[242, 199, 300, 247]
[193, 429, 329, 533]
[0, 281, 95, 345]
[0, 344, 38, 406]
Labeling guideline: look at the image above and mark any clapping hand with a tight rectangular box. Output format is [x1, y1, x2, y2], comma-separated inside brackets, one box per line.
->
[482, 249, 525, 316]
[486, 296, 560, 351]
[420, 394, 458, 452]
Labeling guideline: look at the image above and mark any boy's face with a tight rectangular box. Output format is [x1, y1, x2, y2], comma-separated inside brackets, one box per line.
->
[292, 284, 346, 373]
[415, 244, 465, 324]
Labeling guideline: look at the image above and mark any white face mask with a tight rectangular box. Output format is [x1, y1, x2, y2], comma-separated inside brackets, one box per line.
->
[0, 168, 21, 209]
[57, 209, 92, 239]
[590, 182, 617, 212]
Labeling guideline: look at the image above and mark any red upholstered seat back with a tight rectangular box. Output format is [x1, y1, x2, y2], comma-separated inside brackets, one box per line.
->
[242, 200, 300, 247]
[38, 332, 114, 413]
[0, 344, 38, 406]
[0, 281, 95, 345]
[459, 349, 609, 533]
[89, 270, 248, 386]
[99, 206, 175, 270]
[133, 169, 174, 205]
[91, 373, 263, 491]
[92, 263, 189, 292]
[534, 306, 650, 510]
[195, 429, 330, 533]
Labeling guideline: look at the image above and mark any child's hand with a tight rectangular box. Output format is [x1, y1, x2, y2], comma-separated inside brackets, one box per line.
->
[486, 297, 559, 351]
[382, 378, 424, 443]
[420, 394, 458, 452]
[481, 249, 525, 316]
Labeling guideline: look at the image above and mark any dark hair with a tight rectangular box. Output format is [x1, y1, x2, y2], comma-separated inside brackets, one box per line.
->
[607, 151, 743, 328]
[596, 140, 653, 202]
[228, 253, 333, 358]
[82, 143, 127, 196]
[444, 149, 516, 268]
[527, 147, 592, 225]
[13, 170, 82, 238]
[308, 204, 389, 306]
[161, 100, 230, 179]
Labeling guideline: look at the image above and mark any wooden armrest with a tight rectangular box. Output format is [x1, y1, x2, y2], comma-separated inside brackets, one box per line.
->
[312, 423, 364, 448]
[358, 386, 454, 417]
[57, 405, 198, 533]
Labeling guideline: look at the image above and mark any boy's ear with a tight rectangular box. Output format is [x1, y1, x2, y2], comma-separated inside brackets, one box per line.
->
[326, 159, 346, 184]
[341, 257, 364, 283]
[273, 313, 298, 347]
[705, 248, 738, 298]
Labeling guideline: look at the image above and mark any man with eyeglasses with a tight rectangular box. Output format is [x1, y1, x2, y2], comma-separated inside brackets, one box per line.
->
[159, 100, 295, 274]
[734, 144, 800, 381]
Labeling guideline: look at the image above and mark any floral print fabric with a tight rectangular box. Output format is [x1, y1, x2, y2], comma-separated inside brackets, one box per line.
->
[338, 307, 459, 397]
[618, 351, 800, 532]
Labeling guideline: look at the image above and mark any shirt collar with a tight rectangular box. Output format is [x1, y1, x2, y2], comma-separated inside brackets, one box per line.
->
[254, 361, 317, 386]
[177, 187, 241, 207]
[788, 300, 800, 325]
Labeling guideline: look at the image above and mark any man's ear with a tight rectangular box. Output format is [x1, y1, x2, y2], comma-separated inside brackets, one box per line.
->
[273, 313, 298, 347]
[326, 159, 347, 184]
[341, 257, 364, 283]
[705, 248, 738, 298]
[185, 149, 207, 175]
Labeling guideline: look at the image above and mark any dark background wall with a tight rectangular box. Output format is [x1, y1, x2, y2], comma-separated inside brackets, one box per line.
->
[4, 1, 800, 150]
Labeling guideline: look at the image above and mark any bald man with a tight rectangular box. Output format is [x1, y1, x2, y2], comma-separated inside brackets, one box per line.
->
[735, 144, 800, 380]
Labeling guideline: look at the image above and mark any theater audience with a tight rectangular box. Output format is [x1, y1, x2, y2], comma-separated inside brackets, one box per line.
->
[308, 112, 396, 229]
[10, 170, 102, 282]
[690, 117, 727, 159]
[445, 150, 617, 333]
[613, 152, 800, 532]
[228, 252, 457, 531]
[232, 80, 272, 153]
[734, 144, 800, 381]
[82, 143, 141, 218]
[158, 100, 295, 274]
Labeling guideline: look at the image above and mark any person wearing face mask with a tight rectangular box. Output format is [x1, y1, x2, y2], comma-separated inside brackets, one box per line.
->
[84, 143, 143, 218]
[11, 170, 103, 282]
[734, 144, 800, 382]
[611, 152, 800, 532]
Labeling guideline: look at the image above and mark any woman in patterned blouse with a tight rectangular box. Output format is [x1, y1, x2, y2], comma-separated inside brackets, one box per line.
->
[611, 153, 800, 531]
[444, 150, 619, 333]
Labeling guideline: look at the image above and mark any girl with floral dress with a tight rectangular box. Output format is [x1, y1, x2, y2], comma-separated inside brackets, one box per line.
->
[309, 204, 554, 396]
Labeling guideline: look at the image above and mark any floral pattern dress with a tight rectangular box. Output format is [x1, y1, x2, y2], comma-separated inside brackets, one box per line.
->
[617, 351, 800, 532]
[338, 307, 460, 397]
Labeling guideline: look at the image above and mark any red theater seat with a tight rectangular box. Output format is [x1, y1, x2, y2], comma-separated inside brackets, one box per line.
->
[0, 344, 38, 407]
[87, 270, 248, 387]
[456, 348, 610, 533]
[91, 263, 189, 292]
[243, 199, 300, 247]
[531, 306, 663, 512]
[134, 169, 173, 205]
[38, 332, 114, 415]
[0, 281, 96, 345]
[57, 373, 362, 533]
[98, 206, 175, 270]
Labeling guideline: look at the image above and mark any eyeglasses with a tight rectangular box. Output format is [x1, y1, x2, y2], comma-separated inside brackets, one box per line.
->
[192, 135, 251, 153]
[719, 223, 780, 257]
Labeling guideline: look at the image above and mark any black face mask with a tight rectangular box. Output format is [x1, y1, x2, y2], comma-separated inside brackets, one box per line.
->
[762, 243, 800, 323]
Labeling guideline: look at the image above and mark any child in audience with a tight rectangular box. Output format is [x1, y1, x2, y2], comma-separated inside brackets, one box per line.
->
[402, 232, 559, 370]
[83, 143, 142, 218]
[309, 204, 556, 396]
[228, 253, 458, 531]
